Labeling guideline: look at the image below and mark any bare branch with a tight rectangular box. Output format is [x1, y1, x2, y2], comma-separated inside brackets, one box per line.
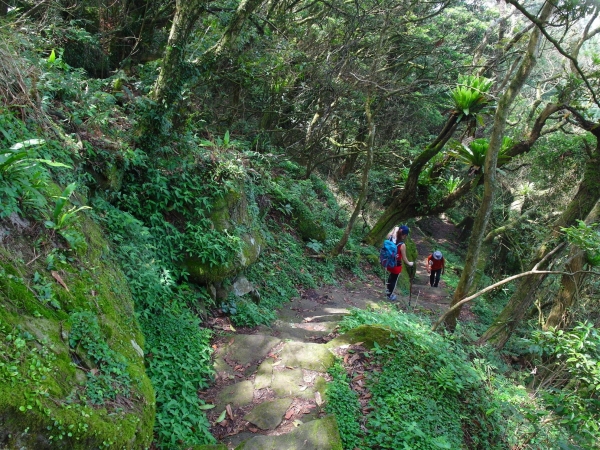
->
[432, 242, 569, 331]
[506, 0, 600, 107]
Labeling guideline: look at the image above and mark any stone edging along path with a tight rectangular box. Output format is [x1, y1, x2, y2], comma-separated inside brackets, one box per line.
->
[197, 222, 457, 449]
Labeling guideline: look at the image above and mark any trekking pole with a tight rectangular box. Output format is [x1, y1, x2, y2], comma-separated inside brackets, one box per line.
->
[408, 264, 415, 307]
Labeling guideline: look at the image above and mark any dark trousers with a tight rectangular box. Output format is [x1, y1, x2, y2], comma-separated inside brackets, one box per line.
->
[430, 269, 441, 287]
[386, 272, 400, 295]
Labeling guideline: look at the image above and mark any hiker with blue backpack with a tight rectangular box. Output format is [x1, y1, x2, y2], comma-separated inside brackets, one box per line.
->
[380, 225, 414, 301]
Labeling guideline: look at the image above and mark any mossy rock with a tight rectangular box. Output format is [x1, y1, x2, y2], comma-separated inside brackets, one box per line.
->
[184, 231, 263, 284]
[184, 182, 264, 284]
[0, 215, 155, 448]
[326, 324, 398, 349]
[270, 189, 326, 242]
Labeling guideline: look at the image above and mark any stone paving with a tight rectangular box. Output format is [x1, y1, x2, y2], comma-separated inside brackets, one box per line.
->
[199, 222, 456, 449]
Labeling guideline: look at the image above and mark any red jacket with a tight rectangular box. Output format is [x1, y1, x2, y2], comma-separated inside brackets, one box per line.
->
[427, 254, 445, 271]
[387, 243, 405, 275]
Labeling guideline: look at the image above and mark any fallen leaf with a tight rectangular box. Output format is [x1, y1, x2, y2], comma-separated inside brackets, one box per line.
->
[199, 404, 215, 410]
[248, 427, 258, 432]
[226, 404, 234, 420]
[315, 392, 323, 406]
[219, 419, 228, 427]
[299, 385, 309, 391]
[293, 419, 303, 427]
[285, 409, 294, 420]
[215, 410, 227, 423]
[229, 325, 236, 331]
[352, 374, 365, 382]
[343, 354, 349, 364]
[51, 271, 69, 291]
[272, 360, 282, 366]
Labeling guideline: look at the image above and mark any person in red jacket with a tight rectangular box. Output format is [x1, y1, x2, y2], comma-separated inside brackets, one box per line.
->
[426, 250, 445, 287]
[385, 225, 414, 301]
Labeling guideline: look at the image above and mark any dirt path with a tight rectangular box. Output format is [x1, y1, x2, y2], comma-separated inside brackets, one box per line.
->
[199, 217, 464, 449]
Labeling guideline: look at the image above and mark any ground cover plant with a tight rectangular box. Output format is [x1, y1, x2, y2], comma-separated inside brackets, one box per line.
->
[334, 307, 583, 449]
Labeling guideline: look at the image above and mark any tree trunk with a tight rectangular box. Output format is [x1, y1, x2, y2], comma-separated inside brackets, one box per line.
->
[444, 0, 554, 331]
[543, 200, 600, 330]
[478, 133, 600, 348]
[363, 112, 460, 245]
[206, 0, 266, 58]
[332, 100, 374, 256]
[152, 0, 204, 107]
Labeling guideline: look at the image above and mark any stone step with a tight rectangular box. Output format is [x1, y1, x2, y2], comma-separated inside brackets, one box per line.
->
[256, 320, 338, 342]
[234, 415, 342, 450]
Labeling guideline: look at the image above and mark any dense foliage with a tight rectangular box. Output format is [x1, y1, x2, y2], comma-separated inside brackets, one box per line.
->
[0, 0, 599, 447]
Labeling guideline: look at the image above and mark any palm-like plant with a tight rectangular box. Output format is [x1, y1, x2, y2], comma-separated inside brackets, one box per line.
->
[450, 75, 494, 120]
[449, 136, 512, 173]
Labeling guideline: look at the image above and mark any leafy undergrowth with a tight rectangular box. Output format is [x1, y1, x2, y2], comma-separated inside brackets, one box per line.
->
[331, 307, 578, 449]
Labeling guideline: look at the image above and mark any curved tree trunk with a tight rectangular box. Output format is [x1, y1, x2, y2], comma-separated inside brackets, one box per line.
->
[543, 200, 600, 330]
[363, 112, 460, 245]
[443, 0, 554, 331]
[206, 0, 266, 58]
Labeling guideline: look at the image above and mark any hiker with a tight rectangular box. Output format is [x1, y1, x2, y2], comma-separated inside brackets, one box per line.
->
[426, 250, 445, 287]
[385, 225, 414, 301]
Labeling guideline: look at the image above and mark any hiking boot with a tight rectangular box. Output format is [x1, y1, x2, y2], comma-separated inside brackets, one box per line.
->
[387, 294, 397, 301]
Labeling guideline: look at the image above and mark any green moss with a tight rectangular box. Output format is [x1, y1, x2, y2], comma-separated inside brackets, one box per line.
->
[326, 324, 398, 349]
[0, 215, 155, 447]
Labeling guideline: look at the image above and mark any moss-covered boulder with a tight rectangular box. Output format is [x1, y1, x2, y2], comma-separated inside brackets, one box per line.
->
[0, 215, 155, 448]
[326, 324, 398, 349]
[184, 183, 263, 284]
[267, 182, 327, 242]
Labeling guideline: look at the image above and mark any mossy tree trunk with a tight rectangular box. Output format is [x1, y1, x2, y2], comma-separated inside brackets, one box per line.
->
[544, 200, 600, 330]
[443, 1, 554, 331]
[478, 117, 600, 348]
[152, 0, 204, 108]
[363, 111, 461, 245]
[331, 98, 374, 256]
[205, 0, 266, 58]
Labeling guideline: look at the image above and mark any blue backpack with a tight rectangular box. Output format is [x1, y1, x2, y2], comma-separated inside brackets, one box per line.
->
[379, 239, 401, 269]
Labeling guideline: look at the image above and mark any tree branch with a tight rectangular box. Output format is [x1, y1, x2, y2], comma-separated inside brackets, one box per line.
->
[505, 0, 600, 107]
[432, 242, 569, 331]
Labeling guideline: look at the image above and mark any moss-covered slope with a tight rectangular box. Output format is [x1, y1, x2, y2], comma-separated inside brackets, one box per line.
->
[0, 215, 155, 449]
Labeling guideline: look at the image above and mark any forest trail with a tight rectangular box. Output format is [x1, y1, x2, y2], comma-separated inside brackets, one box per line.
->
[200, 217, 466, 449]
